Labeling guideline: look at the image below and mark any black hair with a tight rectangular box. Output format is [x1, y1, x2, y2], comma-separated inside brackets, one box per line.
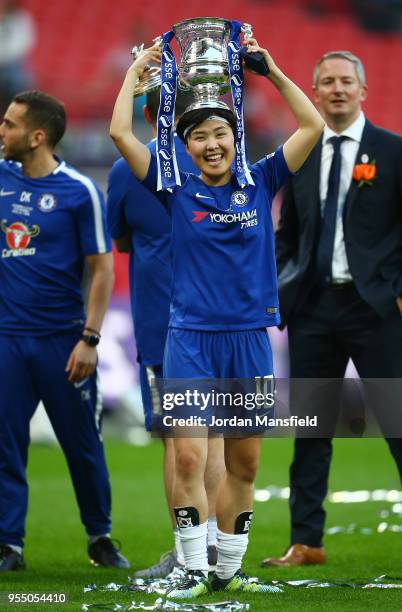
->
[12, 90, 66, 148]
[145, 88, 195, 124]
[176, 107, 236, 143]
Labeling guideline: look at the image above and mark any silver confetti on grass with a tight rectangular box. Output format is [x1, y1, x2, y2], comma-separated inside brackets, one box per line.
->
[326, 525, 373, 535]
[325, 520, 402, 535]
[84, 568, 187, 597]
[329, 489, 402, 503]
[82, 573, 402, 612]
[82, 599, 250, 611]
[82, 576, 402, 610]
[82, 577, 402, 609]
[83, 570, 251, 610]
[254, 486, 402, 504]
[129, 567, 188, 595]
[270, 575, 402, 590]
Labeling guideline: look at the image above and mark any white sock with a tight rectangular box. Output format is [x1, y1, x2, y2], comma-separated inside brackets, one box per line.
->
[179, 521, 208, 575]
[216, 528, 248, 580]
[207, 516, 217, 547]
[174, 528, 185, 565]
[88, 534, 109, 545]
[7, 544, 22, 555]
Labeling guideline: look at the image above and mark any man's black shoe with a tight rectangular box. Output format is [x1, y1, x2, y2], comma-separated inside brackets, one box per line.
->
[88, 537, 130, 569]
[0, 545, 25, 572]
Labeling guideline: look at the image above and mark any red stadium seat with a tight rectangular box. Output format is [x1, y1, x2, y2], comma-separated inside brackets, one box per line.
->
[19, 0, 402, 133]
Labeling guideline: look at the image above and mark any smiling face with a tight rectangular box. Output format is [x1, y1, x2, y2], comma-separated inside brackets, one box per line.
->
[0, 102, 32, 161]
[185, 119, 235, 186]
[313, 58, 367, 131]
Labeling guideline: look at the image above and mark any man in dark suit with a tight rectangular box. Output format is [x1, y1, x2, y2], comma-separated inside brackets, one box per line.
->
[261, 51, 402, 566]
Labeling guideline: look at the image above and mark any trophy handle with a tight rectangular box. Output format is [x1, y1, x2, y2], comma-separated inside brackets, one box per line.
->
[240, 22, 269, 76]
[131, 36, 163, 97]
[131, 43, 144, 59]
[152, 35, 163, 47]
[241, 23, 253, 41]
[131, 35, 162, 60]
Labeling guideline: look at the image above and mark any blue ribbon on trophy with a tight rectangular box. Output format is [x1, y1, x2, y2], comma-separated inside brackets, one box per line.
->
[227, 20, 254, 188]
[156, 30, 181, 191]
[155, 18, 256, 192]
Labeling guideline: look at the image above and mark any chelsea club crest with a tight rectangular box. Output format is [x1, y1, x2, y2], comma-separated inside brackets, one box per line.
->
[230, 191, 249, 208]
[37, 193, 57, 212]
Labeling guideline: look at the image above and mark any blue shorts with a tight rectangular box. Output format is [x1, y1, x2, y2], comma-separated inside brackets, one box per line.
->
[163, 328, 273, 378]
[160, 329, 274, 436]
[139, 363, 163, 432]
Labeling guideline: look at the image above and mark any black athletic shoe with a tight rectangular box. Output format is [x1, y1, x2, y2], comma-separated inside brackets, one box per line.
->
[210, 569, 283, 593]
[88, 537, 130, 569]
[167, 569, 211, 599]
[0, 545, 25, 572]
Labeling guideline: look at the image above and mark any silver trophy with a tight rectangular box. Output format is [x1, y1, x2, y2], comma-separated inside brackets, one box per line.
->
[173, 17, 234, 111]
[131, 36, 162, 97]
[131, 18, 254, 104]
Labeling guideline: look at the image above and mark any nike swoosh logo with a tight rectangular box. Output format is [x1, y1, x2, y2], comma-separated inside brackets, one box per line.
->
[0, 189, 16, 197]
[74, 377, 89, 389]
[195, 192, 214, 200]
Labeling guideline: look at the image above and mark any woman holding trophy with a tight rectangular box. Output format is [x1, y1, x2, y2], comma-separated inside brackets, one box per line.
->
[110, 19, 324, 599]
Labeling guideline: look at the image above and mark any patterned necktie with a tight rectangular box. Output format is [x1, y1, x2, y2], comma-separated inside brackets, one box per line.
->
[316, 135, 348, 287]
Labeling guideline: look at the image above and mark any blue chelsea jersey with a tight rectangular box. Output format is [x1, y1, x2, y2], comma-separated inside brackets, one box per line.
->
[107, 137, 197, 365]
[0, 159, 111, 334]
[143, 146, 291, 331]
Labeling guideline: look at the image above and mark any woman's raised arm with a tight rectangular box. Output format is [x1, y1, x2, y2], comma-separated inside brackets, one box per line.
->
[245, 39, 325, 172]
[110, 43, 162, 180]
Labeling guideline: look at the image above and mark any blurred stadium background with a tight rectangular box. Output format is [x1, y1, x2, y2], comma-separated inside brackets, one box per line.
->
[2, 0, 402, 440]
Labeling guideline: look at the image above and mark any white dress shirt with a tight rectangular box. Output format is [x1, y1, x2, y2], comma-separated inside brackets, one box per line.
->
[320, 112, 366, 283]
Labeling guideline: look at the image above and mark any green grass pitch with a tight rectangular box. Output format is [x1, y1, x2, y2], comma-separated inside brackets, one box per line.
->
[1, 438, 401, 611]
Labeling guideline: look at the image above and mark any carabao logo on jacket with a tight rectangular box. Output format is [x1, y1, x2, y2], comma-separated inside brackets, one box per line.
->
[1, 219, 40, 258]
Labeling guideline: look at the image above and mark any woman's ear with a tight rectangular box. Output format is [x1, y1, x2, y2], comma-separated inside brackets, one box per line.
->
[143, 105, 153, 125]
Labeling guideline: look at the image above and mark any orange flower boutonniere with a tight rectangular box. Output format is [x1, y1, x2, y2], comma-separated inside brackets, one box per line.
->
[352, 160, 376, 187]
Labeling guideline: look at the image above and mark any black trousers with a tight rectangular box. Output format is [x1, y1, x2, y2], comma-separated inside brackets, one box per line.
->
[287, 284, 402, 547]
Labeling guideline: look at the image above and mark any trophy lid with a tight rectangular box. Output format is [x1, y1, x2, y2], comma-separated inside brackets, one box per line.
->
[173, 16, 232, 33]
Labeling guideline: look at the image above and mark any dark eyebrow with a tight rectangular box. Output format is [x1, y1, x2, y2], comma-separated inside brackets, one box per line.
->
[192, 125, 230, 136]
[321, 75, 355, 81]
